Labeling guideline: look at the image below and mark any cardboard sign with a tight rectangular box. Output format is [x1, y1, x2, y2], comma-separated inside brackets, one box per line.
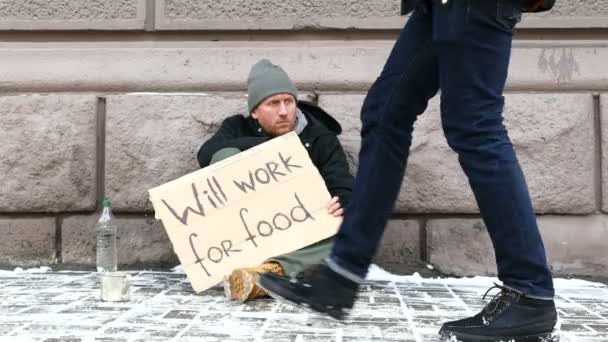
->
[148, 132, 341, 293]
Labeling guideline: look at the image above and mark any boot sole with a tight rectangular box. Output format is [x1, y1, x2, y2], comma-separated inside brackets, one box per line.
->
[262, 286, 348, 321]
[439, 329, 560, 342]
[257, 277, 350, 321]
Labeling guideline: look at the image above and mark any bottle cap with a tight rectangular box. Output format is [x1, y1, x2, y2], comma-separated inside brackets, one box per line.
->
[102, 200, 111, 207]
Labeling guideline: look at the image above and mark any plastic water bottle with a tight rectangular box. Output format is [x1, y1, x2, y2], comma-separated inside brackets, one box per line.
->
[96, 200, 117, 272]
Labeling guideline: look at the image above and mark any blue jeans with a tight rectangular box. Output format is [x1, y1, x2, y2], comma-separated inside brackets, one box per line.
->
[330, 0, 555, 298]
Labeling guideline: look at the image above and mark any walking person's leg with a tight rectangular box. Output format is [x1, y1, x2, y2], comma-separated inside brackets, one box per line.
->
[329, 3, 440, 280]
[432, 0, 557, 340]
[436, 0, 554, 300]
[258, 2, 441, 319]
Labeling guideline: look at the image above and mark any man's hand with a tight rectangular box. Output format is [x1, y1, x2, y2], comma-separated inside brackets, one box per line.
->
[327, 196, 344, 217]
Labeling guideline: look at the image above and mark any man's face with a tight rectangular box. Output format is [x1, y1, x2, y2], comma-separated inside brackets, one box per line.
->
[251, 93, 297, 137]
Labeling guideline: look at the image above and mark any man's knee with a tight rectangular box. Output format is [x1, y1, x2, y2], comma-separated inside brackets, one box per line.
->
[442, 120, 511, 161]
[210, 147, 241, 164]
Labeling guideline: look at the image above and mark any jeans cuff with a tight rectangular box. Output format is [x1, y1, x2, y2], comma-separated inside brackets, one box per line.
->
[325, 257, 365, 284]
[503, 284, 554, 300]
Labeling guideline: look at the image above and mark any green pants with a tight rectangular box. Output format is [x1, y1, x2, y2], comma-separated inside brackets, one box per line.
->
[210, 148, 334, 275]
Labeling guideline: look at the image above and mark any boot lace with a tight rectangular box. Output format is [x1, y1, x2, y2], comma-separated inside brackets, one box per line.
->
[481, 283, 523, 325]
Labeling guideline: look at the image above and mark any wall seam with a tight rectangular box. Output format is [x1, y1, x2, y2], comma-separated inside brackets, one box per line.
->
[145, 0, 156, 32]
[97, 97, 107, 210]
[55, 216, 63, 264]
[420, 218, 428, 263]
[594, 94, 603, 213]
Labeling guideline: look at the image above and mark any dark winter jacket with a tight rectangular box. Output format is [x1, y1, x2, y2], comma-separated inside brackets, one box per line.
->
[400, 0, 556, 15]
[197, 101, 354, 208]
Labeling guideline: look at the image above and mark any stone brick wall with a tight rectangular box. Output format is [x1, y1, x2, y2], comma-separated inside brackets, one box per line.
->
[1, 0, 607, 277]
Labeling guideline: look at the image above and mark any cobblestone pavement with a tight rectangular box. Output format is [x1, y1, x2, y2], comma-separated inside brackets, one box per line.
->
[0, 270, 607, 342]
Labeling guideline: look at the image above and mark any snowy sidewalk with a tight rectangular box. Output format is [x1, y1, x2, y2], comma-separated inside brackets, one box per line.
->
[0, 267, 607, 342]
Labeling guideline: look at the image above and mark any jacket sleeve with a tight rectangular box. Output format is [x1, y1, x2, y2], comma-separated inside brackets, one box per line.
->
[197, 119, 268, 168]
[314, 135, 354, 209]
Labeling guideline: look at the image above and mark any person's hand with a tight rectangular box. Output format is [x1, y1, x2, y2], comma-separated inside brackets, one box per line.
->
[327, 196, 344, 217]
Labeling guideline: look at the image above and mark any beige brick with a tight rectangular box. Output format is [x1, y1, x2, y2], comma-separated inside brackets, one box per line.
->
[427, 216, 608, 277]
[427, 219, 496, 276]
[62, 214, 177, 267]
[373, 220, 421, 274]
[522, 0, 608, 28]
[528, 0, 608, 17]
[155, 0, 403, 30]
[105, 92, 314, 212]
[319, 93, 595, 214]
[539, 216, 608, 276]
[0, 43, 607, 92]
[154, 0, 608, 30]
[0, 0, 146, 30]
[521, 17, 608, 29]
[0, 217, 56, 267]
[0, 95, 97, 212]
[105, 93, 247, 211]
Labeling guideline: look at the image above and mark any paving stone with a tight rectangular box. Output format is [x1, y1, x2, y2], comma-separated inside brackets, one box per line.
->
[0, 270, 605, 341]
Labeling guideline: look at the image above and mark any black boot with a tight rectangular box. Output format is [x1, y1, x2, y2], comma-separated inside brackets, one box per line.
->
[439, 284, 559, 342]
[256, 262, 359, 320]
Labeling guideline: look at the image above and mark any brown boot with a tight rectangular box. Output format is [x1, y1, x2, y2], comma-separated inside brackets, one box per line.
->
[223, 262, 285, 302]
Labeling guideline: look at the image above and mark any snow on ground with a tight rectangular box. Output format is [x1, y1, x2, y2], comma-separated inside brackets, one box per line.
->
[366, 264, 607, 288]
[0, 266, 52, 274]
[0, 265, 605, 341]
[173, 262, 607, 288]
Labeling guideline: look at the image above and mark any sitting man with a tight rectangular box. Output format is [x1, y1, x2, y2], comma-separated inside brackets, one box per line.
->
[197, 59, 354, 302]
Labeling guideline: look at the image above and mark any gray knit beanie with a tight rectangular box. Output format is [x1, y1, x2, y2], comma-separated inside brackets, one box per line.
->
[247, 59, 298, 113]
